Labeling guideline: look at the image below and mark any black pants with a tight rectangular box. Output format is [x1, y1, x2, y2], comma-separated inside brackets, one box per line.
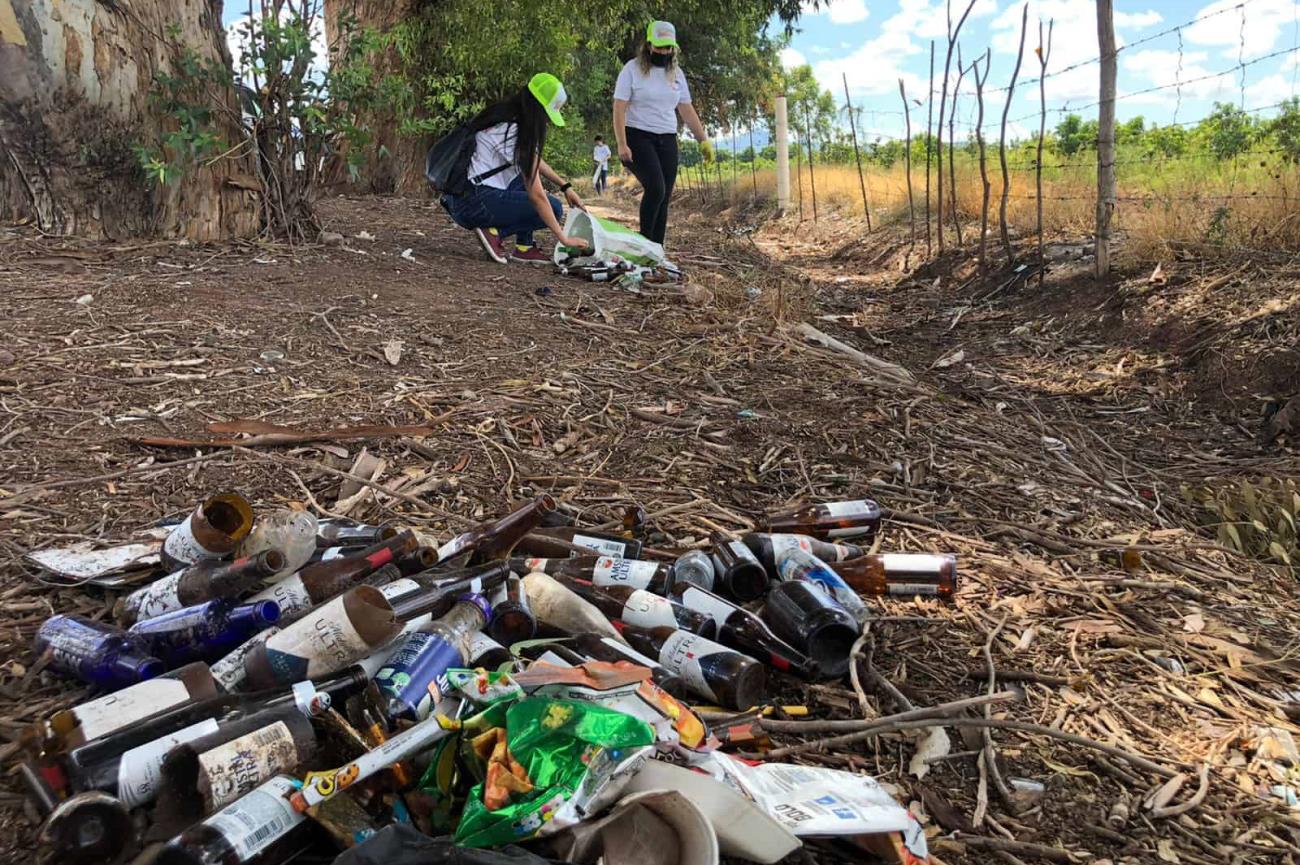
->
[623, 127, 678, 245]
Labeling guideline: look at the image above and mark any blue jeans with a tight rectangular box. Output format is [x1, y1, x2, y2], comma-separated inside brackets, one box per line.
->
[442, 175, 562, 247]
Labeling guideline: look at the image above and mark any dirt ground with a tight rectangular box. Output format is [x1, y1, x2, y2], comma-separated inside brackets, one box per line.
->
[0, 188, 1298, 864]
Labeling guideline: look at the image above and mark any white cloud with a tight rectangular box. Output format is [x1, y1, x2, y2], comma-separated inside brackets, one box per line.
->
[781, 46, 808, 69]
[1114, 10, 1162, 28]
[990, 0, 1102, 103]
[1122, 48, 1233, 104]
[1185, 0, 1300, 60]
[826, 0, 870, 25]
[226, 4, 329, 84]
[1244, 73, 1298, 106]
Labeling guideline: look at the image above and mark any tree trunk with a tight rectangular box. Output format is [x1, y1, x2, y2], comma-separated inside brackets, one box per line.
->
[0, 0, 259, 239]
[323, 0, 426, 194]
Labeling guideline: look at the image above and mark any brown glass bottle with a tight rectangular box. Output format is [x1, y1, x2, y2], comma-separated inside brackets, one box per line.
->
[615, 623, 766, 710]
[48, 662, 219, 750]
[250, 532, 417, 619]
[549, 634, 688, 700]
[741, 533, 866, 579]
[436, 495, 556, 563]
[155, 774, 309, 865]
[395, 562, 512, 622]
[553, 575, 716, 638]
[487, 575, 536, 644]
[760, 499, 882, 541]
[707, 533, 770, 602]
[511, 556, 673, 595]
[761, 581, 858, 679]
[519, 526, 644, 559]
[668, 583, 819, 680]
[162, 493, 255, 569]
[831, 553, 958, 600]
[119, 551, 288, 626]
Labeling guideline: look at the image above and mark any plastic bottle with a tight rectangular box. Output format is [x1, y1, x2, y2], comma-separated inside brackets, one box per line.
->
[35, 615, 163, 691]
[128, 600, 281, 667]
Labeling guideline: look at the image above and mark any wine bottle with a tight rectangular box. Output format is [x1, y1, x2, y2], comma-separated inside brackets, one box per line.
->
[761, 499, 882, 541]
[520, 572, 625, 642]
[467, 632, 513, 669]
[249, 532, 417, 619]
[118, 550, 287, 626]
[708, 533, 769, 602]
[486, 575, 536, 644]
[129, 600, 281, 667]
[34, 615, 163, 691]
[776, 548, 873, 625]
[236, 509, 318, 581]
[435, 495, 556, 563]
[668, 583, 819, 680]
[615, 623, 766, 710]
[762, 580, 858, 679]
[48, 662, 219, 749]
[669, 550, 717, 592]
[831, 553, 958, 600]
[742, 532, 866, 579]
[157, 708, 317, 823]
[517, 527, 644, 559]
[511, 556, 673, 594]
[315, 518, 395, 549]
[243, 586, 400, 690]
[560, 634, 688, 699]
[35, 787, 131, 865]
[370, 594, 492, 723]
[162, 492, 255, 569]
[554, 575, 716, 638]
[155, 775, 309, 865]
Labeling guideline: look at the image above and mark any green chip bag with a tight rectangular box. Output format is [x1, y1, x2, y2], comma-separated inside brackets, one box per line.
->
[454, 698, 655, 848]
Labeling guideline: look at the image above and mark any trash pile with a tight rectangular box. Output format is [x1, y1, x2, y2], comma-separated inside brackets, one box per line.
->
[553, 211, 683, 288]
[22, 490, 960, 865]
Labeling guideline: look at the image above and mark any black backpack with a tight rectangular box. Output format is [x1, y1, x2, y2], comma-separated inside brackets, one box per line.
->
[425, 124, 512, 196]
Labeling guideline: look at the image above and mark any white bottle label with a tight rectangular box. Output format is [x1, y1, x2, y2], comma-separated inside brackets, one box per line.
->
[436, 533, 471, 562]
[769, 534, 814, 560]
[205, 775, 305, 861]
[823, 500, 870, 517]
[123, 572, 185, 622]
[71, 678, 192, 741]
[886, 583, 942, 596]
[620, 590, 680, 630]
[211, 628, 281, 692]
[320, 547, 346, 561]
[571, 533, 628, 557]
[592, 557, 659, 590]
[657, 630, 722, 703]
[827, 526, 873, 539]
[199, 721, 298, 810]
[162, 515, 219, 565]
[379, 579, 421, 600]
[250, 573, 313, 618]
[729, 540, 759, 563]
[117, 718, 221, 808]
[676, 586, 737, 630]
[263, 598, 372, 679]
[878, 554, 948, 574]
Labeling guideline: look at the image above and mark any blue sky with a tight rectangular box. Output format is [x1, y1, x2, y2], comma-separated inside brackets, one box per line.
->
[779, 0, 1300, 142]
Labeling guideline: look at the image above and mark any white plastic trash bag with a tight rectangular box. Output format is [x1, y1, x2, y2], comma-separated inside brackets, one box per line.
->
[554, 210, 665, 267]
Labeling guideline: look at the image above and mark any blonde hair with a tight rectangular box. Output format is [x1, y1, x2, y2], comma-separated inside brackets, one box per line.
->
[636, 41, 681, 80]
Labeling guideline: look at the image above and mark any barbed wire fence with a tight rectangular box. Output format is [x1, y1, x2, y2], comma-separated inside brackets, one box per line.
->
[692, 0, 1300, 272]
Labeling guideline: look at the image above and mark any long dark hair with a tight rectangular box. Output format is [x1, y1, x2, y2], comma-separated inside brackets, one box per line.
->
[468, 87, 549, 181]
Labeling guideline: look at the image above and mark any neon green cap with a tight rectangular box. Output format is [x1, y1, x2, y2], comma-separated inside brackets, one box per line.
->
[528, 73, 567, 127]
[647, 20, 678, 48]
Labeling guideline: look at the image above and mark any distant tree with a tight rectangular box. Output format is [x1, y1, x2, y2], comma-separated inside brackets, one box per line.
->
[1116, 116, 1145, 146]
[1268, 97, 1300, 163]
[1195, 102, 1259, 160]
[1144, 123, 1189, 158]
[1054, 113, 1099, 156]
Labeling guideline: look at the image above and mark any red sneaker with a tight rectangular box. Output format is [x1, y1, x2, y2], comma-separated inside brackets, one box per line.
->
[474, 227, 508, 264]
[510, 244, 551, 265]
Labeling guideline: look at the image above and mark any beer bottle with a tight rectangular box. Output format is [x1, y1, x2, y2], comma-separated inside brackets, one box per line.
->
[394, 545, 439, 576]
[249, 532, 417, 619]
[669, 550, 717, 592]
[516, 527, 644, 559]
[315, 518, 396, 549]
[741, 533, 866, 579]
[155, 775, 308, 865]
[243, 586, 400, 690]
[511, 556, 673, 595]
[762, 581, 858, 679]
[467, 632, 513, 669]
[129, 600, 281, 667]
[395, 561, 511, 622]
[370, 594, 492, 724]
[708, 533, 769, 602]
[34, 787, 131, 865]
[118, 550, 287, 626]
[668, 583, 819, 680]
[615, 623, 766, 710]
[487, 575, 536, 644]
[554, 575, 716, 638]
[776, 548, 872, 626]
[760, 499, 882, 541]
[831, 553, 958, 600]
[436, 494, 556, 563]
[520, 572, 625, 642]
[47, 662, 219, 750]
[161, 492, 255, 570]
[34, 615, 163, 691]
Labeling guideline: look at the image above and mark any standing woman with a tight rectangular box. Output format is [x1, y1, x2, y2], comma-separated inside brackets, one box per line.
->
[613, 21, 711, 246]
[442, 73, 588, 265]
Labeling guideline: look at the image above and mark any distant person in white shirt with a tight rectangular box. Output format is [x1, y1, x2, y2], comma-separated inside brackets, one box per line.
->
[613, 20, 711, 246]
[592, 136, 611, 195]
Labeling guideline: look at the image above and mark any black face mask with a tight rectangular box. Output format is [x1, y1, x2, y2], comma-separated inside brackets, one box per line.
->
[649, 52, 672, 67]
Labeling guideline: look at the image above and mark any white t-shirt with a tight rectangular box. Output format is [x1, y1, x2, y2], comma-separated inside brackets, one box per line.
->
[468, 122, 525, 190]
[593, 143, 611, 167]
[613, 59, 691, 135]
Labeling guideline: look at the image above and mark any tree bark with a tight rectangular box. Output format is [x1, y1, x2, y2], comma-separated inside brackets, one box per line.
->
[0, 0, 259, 239]
[1095, 0, 1117, 280]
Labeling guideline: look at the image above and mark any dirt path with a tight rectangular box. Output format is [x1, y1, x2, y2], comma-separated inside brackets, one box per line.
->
[0, 194, 1297, 862]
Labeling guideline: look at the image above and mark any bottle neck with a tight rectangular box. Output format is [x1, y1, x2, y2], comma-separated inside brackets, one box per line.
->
[225, 601, 281, 633]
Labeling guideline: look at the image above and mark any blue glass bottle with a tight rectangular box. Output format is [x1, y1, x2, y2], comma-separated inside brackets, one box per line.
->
[35, 615, 164, 690]
[128, 600, 280, 667]
[371, 594, 490, 724]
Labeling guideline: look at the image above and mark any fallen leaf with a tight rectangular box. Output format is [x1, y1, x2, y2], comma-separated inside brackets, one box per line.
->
[383, 339, 404, 366]
[1182, 613, 1205, 633]
[933, 349, 965, 369]
[1156, 838, 1180, 863]
[909, 726, 951, 779]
